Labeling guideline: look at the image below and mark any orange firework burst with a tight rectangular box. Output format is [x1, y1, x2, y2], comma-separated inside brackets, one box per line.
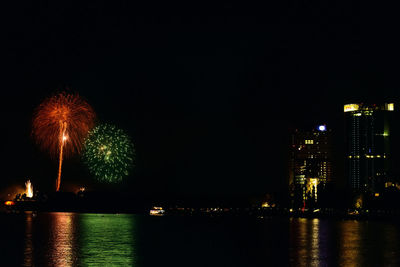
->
[32, 92, 96, 191]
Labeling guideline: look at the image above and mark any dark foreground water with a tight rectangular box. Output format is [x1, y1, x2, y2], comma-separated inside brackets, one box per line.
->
[1, 212, 400, 266]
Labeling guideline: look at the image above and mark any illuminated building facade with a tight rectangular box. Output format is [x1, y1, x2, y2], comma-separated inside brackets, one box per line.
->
[289, 125, 332, 208]
[344, 103, 394, 192]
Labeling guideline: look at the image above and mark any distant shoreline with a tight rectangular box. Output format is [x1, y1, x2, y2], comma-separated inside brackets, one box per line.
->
[3, 203, 400, 221]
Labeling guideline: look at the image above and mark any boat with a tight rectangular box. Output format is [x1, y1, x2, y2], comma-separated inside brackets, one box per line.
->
[149, 206, 165, 216]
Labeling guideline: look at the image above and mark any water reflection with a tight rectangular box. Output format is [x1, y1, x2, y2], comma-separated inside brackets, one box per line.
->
[21, 212, 136, 266]
[78, 214, 136, 266]
[47, 212, 78, 266]
[382, 223, 400, 265]
[17, 213, 400, 266]
[23, 212, 34, 267]
[289, 218, 322, 267]
[310, 219, 320, 265]
[290, 218, 400, 266]
[338, 220, 361, 266]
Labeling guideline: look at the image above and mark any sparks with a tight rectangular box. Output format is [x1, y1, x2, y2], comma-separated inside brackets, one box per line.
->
[32, 92, 96, 191]
[25, 180, 33, 198]
[83, 123, 135, 183]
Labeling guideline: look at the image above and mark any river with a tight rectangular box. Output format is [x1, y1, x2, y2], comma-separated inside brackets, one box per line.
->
[1, 212, 399, 266]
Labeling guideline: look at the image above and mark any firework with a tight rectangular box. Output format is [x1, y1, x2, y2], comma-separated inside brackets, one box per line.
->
[25, 180, 33, 198]
[32, 92, 96, 191]
[83, 123, 135, 183]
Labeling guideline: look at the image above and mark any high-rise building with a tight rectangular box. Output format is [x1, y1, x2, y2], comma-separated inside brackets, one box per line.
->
[289, 125, 332, 207]
[344, 103, 394, 193]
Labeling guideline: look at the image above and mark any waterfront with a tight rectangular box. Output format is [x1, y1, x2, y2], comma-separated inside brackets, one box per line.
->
[1, 212, 400, 266]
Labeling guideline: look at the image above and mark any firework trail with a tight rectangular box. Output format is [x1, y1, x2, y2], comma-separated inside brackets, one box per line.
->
[32, 92, 96, 191]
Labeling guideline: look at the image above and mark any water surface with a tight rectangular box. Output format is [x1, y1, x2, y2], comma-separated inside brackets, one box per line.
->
[1, 212, 400, 266]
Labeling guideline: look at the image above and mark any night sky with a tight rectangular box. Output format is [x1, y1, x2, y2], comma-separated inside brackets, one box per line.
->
[2, 2, 400, 198]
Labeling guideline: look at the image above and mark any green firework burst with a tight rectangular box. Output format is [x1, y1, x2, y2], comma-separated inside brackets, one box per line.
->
[83, 123, 135, 182]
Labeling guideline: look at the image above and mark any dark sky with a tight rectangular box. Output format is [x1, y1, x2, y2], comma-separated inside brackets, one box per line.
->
[1, 1, 400, 198]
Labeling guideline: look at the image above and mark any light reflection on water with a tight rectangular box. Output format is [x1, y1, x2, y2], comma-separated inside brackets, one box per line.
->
[289, 217, 400, 267]
[23, 212, 33, 267]
[16, 213, 400, 266]
[339, 220, 362, 266]
[383, 224, 399, 263]
[22, 212, 135, 266]
[78, 213, 135, 266]
[24, 212, 79, 266]
[48, 212, 77, 266]
[289, 218, 322, 267]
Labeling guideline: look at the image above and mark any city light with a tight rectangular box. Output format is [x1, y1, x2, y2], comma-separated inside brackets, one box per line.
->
[261, 202, 270, 208]
[386, 103, 394, 111]
[318, 125, 326, 131]
[344, 104, 359, 112]
[4, 201, 15, 206]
